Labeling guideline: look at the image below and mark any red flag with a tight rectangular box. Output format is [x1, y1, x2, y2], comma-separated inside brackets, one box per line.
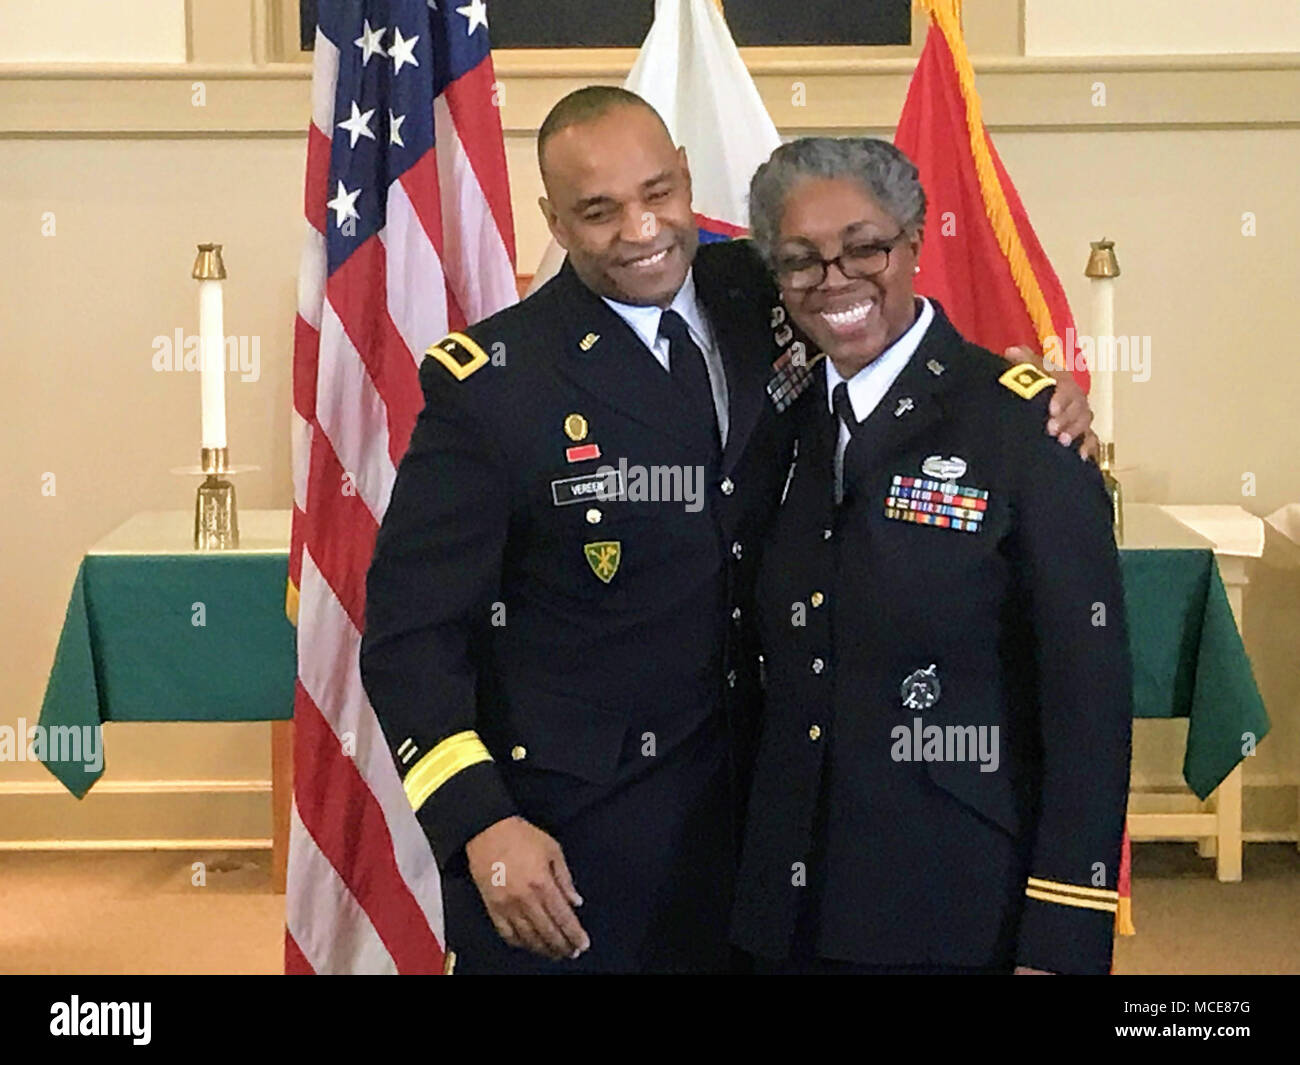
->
[895, 0, 1088, 391]
[285, 0, 517, 973]
[895, 0, 1130, 935]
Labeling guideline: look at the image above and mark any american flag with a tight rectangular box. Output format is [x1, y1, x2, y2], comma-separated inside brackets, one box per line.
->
[286, 0, 516, 974]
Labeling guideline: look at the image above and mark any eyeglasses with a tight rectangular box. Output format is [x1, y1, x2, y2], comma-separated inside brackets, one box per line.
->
[774, 229, 907, 291]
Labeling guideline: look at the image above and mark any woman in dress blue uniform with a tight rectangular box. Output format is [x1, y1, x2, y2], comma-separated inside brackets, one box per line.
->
[730, 138, 1133, 975]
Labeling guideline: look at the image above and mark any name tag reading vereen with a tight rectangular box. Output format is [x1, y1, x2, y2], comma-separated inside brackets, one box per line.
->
[551, 469, 624, 507]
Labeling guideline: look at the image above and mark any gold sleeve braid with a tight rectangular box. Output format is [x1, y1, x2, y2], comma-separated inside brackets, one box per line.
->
[403, 731, 493, 812]
[1024, 876, 1119, 914]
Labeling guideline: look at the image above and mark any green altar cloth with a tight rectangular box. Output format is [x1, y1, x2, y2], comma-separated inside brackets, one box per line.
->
[37, 511, 295, 798]
[37, 508, 1269, 806]
[1118, 504, 1270, 800]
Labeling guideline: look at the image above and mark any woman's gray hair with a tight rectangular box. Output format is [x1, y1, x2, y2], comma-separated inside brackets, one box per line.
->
[748, 137, 927, 264]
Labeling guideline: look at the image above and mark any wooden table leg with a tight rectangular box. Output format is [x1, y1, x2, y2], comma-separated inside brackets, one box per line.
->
[271, 719, 294, 894]
[1214, 557, 1248, 882]
[1197, 801, 1219, 858]
[1214, 763, 1244, 882]
[1198, 786, 1218, 858]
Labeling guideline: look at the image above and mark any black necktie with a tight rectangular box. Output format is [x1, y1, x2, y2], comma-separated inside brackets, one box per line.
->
[832, 381, 859, 436]
[659, 309, 720, 450]
[832, 381, 858, 505]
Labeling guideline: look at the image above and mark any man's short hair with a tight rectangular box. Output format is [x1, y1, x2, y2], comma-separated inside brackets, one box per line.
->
[537, 86, 671, 175]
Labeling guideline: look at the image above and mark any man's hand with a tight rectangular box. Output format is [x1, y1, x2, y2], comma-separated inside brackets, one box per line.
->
[1014, 966, 1055, 975]
[465, 815, 590, 961]
[1003, 345, 1098, 463]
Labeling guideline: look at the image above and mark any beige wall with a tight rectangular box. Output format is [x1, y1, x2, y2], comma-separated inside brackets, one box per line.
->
[1027, 0, 1300, 56]
[1, 134, 303, 842]
[2, 0, 1297, 844]
[0, 0, 188, 63]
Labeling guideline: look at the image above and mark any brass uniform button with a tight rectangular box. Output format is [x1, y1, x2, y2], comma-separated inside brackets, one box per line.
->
[810, 591, 825, 608]
[586, 507, 602, 524]
[510, 745, 527, 761]
[808, 725, 822, 741]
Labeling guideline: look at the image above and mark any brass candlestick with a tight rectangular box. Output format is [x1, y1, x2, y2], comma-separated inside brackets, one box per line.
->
[1085, 239, 1123, 544]
[173, 446, 255, 549]
[171, 242, 257, 550]
[195, 446, 239, 549]
[1099, 441, 1124, 545]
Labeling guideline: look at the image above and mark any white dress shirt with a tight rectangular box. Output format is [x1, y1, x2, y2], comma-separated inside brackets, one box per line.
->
[825, 296, 935, 466]
[602, 270, 730, 445]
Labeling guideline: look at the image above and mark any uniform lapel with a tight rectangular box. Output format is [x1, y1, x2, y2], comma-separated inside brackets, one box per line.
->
[841, 307, 964, 493]
[547, 260, 702, 450]
[692, 247, 774, 473]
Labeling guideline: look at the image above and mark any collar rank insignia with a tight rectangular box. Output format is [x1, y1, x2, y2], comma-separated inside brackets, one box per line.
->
[998, 362, 1055, 400]
[766, 341, 825, 413]
[894, 396, 915, 418]
[885, 473, 989, 533]
[579, 332, 600, 352]
[926, 358, 946, 376]
[426, 332, 489, 381]
[584, 541, 621, 583]
[900, 664, 941, 710]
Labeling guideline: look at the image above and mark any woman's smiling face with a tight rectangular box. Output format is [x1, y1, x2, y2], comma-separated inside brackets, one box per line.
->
[772, 175, 923, 378]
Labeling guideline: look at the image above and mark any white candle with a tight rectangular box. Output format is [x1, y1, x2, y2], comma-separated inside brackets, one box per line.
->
[198, 278, 227, 449]
[1090, 276, 1115, 444]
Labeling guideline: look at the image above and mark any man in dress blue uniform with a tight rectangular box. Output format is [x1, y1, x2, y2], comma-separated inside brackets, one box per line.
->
[360, 88, 798, 973]
[361, 91, 1097, 974]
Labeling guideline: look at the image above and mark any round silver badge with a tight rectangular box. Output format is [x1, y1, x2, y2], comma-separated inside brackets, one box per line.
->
[900, 663, 941, 711]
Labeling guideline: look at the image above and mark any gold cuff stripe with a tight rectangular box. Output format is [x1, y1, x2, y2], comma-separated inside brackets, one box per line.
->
[403, 731, 492, 813]
[998, 362, 1055, 400]
[1026, 877, 1120, 901]
[1025, 887, 1118, 914]
[426, 332, 489, 381]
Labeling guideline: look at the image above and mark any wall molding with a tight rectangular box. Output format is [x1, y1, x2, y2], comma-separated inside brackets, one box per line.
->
[0, 838, 271, 851]
[3, 53, 1300, 136]
[0, 778, 272, 848]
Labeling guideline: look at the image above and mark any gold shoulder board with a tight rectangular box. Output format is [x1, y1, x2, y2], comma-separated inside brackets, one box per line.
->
[426, 332, 489, 381]
[998, 362, 1055, 400]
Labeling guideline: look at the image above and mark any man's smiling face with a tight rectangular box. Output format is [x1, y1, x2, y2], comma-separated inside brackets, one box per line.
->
[539, 104, 699, 308]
